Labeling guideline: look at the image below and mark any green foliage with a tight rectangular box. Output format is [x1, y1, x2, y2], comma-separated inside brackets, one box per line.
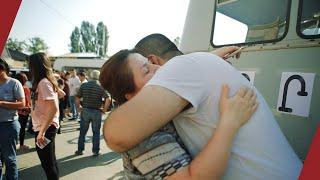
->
[6, 38, 26, 52]
[69, 21, 109, 57]
[6, 37, 48, 54]
[96, 22, 109, 57]
[70, 27, 82, 53]
[27, 37, 49, 54]
[80, 21, 96, 52]
[174, 36, 180, 47]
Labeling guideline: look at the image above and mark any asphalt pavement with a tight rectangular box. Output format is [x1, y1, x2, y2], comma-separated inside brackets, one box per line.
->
[15, 118, 125, 180]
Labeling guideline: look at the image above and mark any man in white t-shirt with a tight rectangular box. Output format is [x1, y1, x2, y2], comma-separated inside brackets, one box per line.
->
[104, 34, 302, 179]
[78, 72, 88, 84]
[68, 69, 81, 120]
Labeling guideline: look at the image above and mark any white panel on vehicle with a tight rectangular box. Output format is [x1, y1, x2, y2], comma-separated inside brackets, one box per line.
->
[277, 72, 316, 117]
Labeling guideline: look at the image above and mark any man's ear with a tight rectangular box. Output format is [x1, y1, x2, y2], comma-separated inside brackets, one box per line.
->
[125, 93, 134, 101]
[147, 54, 161, 65]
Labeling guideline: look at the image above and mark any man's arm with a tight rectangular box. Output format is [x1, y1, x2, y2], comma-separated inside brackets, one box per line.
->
[211, 46, 241, 64]
[57, 88, 66, 99]
[75, 85, 82, 112]
[104, 85, 188, 152]
[75, 96, 82, 113]
[0, 98, 25, 109]
[102, 97, 111, 113]
[1, 80, 26, 109]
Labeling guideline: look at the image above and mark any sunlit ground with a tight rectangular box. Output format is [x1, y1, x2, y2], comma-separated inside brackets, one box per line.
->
[13, 118, 124, 180]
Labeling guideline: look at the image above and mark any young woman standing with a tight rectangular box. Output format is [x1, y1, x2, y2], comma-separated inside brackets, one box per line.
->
[29, 53, 59, 180]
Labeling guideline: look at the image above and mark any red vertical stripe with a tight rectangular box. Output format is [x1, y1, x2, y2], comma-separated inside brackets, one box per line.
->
[0, 0, 318, 179]
[299, 125, 320, 179]
[0, 0, 22, 52]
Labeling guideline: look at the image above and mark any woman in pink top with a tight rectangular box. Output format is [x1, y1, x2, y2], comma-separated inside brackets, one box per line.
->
[29, 53, 59, 180]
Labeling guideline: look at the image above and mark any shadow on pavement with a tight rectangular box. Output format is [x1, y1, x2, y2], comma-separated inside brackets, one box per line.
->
[16, 147, 36, 156]
[60, 128, 79, 134]
[18, 151, 121, 180]
[59, 122, 79, 128]
[67, 135, 104, 145]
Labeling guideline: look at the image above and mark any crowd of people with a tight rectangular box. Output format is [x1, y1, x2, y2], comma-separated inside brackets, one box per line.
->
[0, 33, 302, 180]
[0, 53, 110, 180]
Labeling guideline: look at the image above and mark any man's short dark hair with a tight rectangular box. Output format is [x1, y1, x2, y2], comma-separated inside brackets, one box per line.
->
[134, 33, 182, 61]
[78, 72, 86, 77]
[16, 73, 28, 85]
[0, 58, 10, 74]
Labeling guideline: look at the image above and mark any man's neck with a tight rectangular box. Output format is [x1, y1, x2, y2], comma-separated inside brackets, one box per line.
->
[0, 73, 9, 84]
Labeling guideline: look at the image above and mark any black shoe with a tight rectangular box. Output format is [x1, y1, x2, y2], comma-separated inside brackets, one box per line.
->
[75, 150, 83, 155]
[69, 117, 77, 120]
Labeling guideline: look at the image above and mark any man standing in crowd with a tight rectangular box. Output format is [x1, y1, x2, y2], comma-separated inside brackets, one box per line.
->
[68, 69, 81, 120]
[77, 72, 88, 122]
[0, 58, 25, 180]
[75, 70, 111, 156]
[78, 72, 88, 84]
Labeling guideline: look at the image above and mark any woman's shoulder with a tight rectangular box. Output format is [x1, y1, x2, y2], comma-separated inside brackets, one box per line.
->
[38, 78, 52, 86]
[37, 78, 56, 91]
[39, 78, 50, 83]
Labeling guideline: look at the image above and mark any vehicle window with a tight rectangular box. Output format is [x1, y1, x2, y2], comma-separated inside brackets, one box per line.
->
[297, 0, 320, 39]
[211, 0, 291, 47]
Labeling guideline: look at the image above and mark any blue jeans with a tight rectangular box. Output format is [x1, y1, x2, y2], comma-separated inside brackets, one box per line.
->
[77, 108, 102, 153]
[69, 96, 77, 118]
[0, 120, 20, 180]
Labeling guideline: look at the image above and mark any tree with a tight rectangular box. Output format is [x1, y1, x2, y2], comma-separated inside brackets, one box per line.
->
[27, 37, 48, 54]
[96, 22, 109, 57]
[70, 27, 83, 53]
[6, 38, 26, 52]
[80, 21, 96, 52]
[69, 21, 109, 57]
[174, 36, 180, 47]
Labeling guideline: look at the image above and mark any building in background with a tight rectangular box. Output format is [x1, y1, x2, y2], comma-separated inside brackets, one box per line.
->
[1, 48, 28, 69]
[52, 52, 107, 73]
